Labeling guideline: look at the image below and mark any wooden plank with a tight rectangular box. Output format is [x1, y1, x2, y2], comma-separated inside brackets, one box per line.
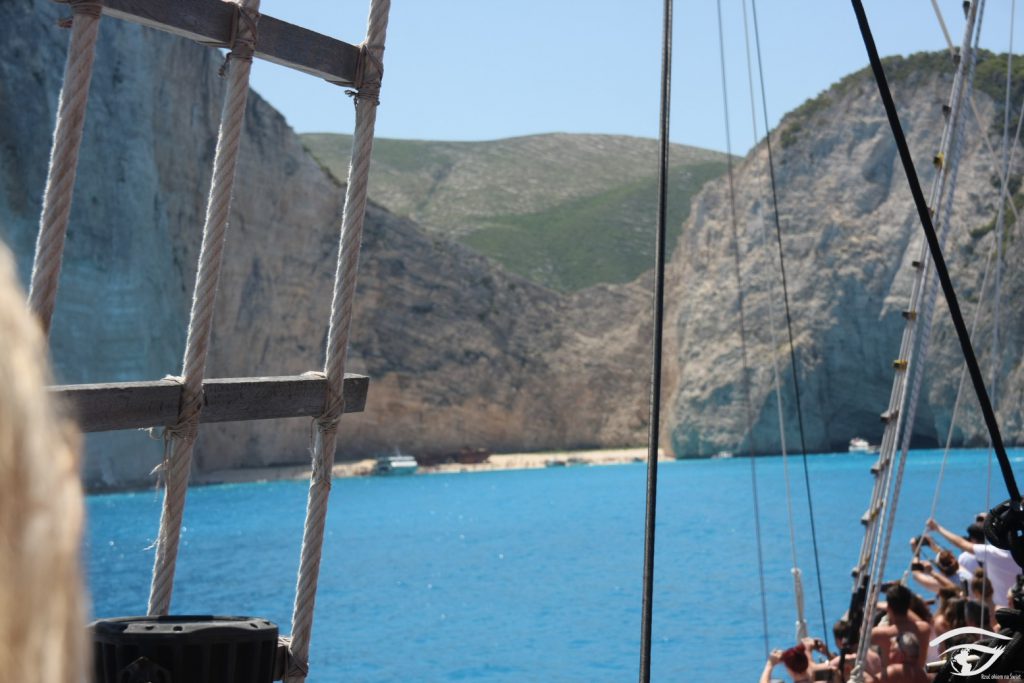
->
[95, 0, 361, 85]
[51, 374, 369, 433]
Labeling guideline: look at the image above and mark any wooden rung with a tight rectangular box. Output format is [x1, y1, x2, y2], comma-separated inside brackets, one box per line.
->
[89, 0, 361, 85]
[50, 373, 369, 433]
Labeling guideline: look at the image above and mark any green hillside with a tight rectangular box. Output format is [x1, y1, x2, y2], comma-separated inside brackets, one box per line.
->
[301, 132, 731, 292]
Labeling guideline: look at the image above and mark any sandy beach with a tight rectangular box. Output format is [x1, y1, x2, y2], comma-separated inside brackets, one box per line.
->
[195, 447, 670, 486]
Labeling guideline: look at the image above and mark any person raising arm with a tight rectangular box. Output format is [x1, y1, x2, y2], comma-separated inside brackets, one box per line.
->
[928, 518, 1021, 610]
[926, 518, 973, 553]
[760, 645, 814, 683]
[759, 649, 782, 683]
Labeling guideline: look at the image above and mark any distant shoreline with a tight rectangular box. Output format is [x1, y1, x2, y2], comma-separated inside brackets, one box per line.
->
[193, 447, 671, 487]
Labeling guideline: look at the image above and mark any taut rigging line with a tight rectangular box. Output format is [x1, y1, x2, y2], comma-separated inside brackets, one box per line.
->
[749, 0, 830, 648]
[716, 0, 770, 656]
[638, 0, 671, 679]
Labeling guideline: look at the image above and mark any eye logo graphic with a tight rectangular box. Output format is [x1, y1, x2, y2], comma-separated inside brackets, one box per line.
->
[930, 627, 1013, 677]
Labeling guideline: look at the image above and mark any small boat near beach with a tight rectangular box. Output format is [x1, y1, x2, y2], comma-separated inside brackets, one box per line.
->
[711, 450, 734, 459]
[848, 437, 877, 454]
[374, 453, 419, 475]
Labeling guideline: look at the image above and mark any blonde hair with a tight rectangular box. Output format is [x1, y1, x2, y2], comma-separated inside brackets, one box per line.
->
[0, 242, 86, 682]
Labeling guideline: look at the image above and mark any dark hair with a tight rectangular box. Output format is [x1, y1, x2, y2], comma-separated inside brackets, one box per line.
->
[909, 592, 933, 622]
[971, 569, 994, 601]
[833, 618, 857, 648]
[965, 599, 987, 626]
[886, 583, 913, 616]
[781, 645, 809, 673]
[937, 550, 958, 576]
[967, 523, 986, 543]
[937, 586, 959, 611]
[944, 597, 967, 625]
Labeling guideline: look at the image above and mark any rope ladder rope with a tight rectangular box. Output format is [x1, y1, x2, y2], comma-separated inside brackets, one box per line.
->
[284, 2, 390, 680]
[28, 0, 103, 335]
[28, 0, 392, 676]
[147, 0, 263, 616]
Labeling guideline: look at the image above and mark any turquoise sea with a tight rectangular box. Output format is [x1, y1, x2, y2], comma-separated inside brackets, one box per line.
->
[87, 449, 1023, 682]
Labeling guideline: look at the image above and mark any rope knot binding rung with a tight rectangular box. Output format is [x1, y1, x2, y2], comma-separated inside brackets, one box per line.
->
[346, 42, 386, 105]
[219, 4, 260, 76]
[68, 0, 102, 18]
[55, 1, 101, 32]
[274, 637, 309, 680]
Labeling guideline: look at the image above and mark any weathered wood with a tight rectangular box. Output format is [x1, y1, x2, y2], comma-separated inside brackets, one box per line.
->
[94, 0, 361, 85]
[51, 374, 369, 432]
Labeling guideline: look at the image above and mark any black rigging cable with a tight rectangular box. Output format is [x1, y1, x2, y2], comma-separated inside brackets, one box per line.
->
[717, 0, 770, 658]
[849, 0, 1019, 507]
[749, 0, 830, 647]
[638, 0, 672, 679]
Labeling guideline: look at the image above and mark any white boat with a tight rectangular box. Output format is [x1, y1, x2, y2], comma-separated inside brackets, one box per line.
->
[374, 454, 418, 475]
[848, 438, 876, 454]
[711, 451, 734, 459]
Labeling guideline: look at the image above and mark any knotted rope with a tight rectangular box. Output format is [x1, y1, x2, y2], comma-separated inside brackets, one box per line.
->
[284, 2, 390, 681]
[147, 0, 261, 616]
[28, 0, 102, 335]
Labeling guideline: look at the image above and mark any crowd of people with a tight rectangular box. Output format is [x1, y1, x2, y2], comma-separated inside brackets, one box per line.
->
[759, 513, 1023, 682]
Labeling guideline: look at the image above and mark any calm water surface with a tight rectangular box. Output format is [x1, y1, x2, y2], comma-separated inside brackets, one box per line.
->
[87, 449, 1022, 681]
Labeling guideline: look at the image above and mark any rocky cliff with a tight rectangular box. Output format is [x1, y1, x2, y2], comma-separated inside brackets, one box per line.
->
[663, 52, 1024, 456]
[0, 0, 651, 488]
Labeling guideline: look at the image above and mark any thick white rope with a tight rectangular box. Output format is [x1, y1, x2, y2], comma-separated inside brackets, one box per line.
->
[929, 0, 956, 54]
[879, 112, 966, 597]
[28, 0, 102, 335]
[851, 5, 981, 679]
[147, 0, 261, 616]
[885, 34, 974, 575]
[284, 2, 390, 680]
[793, 567, 809, 641]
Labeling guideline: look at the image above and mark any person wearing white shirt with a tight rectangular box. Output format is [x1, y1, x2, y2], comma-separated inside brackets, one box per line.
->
[928, 518, 1021, 609]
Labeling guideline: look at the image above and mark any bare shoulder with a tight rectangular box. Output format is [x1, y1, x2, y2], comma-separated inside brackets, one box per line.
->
[872, 622, 898, 636]
[885, 663, 905, 682]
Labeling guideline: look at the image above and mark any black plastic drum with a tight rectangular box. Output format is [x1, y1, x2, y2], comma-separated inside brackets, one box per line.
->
[90, 615, 278, 683]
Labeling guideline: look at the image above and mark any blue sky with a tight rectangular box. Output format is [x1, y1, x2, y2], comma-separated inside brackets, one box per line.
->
[249, 1, 1019, 155]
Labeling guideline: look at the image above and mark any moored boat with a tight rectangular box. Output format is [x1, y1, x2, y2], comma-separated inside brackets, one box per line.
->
[374, 453, 419, 475]
[848, 437, 877, 454]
